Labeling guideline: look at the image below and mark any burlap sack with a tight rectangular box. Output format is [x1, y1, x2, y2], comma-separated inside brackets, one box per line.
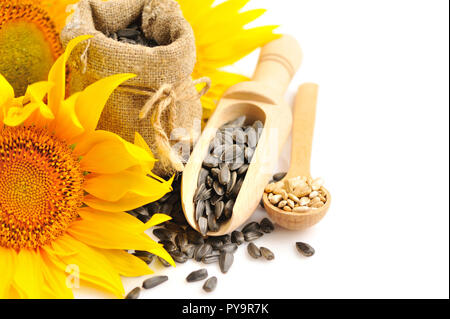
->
[61, 0, 210, 177]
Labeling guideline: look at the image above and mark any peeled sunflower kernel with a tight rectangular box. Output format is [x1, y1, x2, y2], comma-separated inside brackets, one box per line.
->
[293, 185, 311, 198]
[269, 194, 283, 205]
[277, 200, 288, 208]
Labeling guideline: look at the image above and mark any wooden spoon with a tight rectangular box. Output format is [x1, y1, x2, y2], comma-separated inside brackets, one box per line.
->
[263, 83, 331, 230]
[182, 35, 303, 235]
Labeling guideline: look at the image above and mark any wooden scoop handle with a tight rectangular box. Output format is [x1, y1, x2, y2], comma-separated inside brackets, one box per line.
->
[252, 35, 303, 98]
[287, 83, 319, 179]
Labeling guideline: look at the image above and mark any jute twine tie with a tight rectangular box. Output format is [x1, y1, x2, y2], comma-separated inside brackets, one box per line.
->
[119, 77, 211, 171]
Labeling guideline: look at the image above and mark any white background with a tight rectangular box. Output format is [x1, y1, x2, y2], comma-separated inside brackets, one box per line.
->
[76, 0, 449, 299]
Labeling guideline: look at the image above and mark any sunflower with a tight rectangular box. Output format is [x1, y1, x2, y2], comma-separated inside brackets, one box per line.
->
[0, 35, 175, 299]
[176, 0, 280, 120]
[0, 0, 78, 97]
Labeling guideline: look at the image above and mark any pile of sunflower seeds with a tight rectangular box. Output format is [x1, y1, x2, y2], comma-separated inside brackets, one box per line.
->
[125, 173, 316, 298]
[105, 19, 158, 47]
[194, 116, 264, 235]
[265, 176, 327, 212]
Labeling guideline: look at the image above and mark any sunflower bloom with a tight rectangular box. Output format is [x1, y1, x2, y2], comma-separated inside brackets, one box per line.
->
[0, 35, 175, 299]
[0, 0, 78, 96]
[177, 0, 280, 120]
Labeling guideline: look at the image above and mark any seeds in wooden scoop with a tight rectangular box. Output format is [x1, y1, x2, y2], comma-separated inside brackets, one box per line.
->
[264, 176, 327, 212]
[193, 118, 264, 233]
[296, 242, 315, 257]
[142, 276, 168, 289]
[247, 242, 261, 259]
[203, 277, 218, 292]
[186, 269, 208, 282]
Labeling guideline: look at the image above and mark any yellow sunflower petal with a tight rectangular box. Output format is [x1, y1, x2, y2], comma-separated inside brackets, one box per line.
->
[84, 170, 171, 202]
[177, 0, 215, 24]
[52, 234, 125, 298]
[79, 134, 155, 174]
[200, 25, 280, 67]
[144, 213, 173, 230]
[68, 210, 163, 252]
[75, 73, 135, 133]
[197, 9, 266, 46]
[94, 249, 154, 277]
[0, 73, 14, 109]
[134, 132, 156, 172]
[0, 247, 16, 299]
[47, 35, 93, 114]
[39, 248, 74, 299]
[84, 185, 171, 212]
[3, 103, 39, 127]
[13, 249, 44, 299]
[52, 92, 84, 141]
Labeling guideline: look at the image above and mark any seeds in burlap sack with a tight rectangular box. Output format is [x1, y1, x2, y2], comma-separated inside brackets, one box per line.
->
[61, 0, 210, 177]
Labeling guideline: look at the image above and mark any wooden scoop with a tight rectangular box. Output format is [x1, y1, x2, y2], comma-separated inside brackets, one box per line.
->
[182, 35, 303, 235]
[263, 83, 331, 230]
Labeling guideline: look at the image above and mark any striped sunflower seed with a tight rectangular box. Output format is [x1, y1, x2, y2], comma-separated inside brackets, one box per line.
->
[233, 129, 246, 144]
[244, 231, 264, 242]
[296, 242, 315, 257]
[194, 243, 213, 262]
[226, 171, 237, 195]
[202, 254, 220, 264]
[260, 218, 275, 233]
[242, 221, 261, 233]
[159, 240, 178, 253]
[153, 228, 173, 241]
[186, 269, 208, 282]
[231, 231, 244, 245]
[142, 276, 168, 289]
[194, 184, 206, 202]
[213, 181, 225, 196]
[220, 243, 238, 254]
[208, 212, 220, 232]
[203, 277, 218, 293]
[182, 244, 196, 259]
[224, 199, 235, 219]
[219, 251, 234, 274]
[260, 247, 275, 260]
[195, 200, 205, 221]
[214, 201, 224, 219]
[170, 251, 188, 263]
[247, 242, 261, 259]
[175, 233, 188, 250]
[273, 172, 287, 182]
[198, 217, 208, 236]
[219, 165, 231, 185]
[237, 164, 249, 175]
[198, 168, 209, 187]
[158, 256, 171, 267]
[125, 287, 141, 299]
[187, 230, 204, 245]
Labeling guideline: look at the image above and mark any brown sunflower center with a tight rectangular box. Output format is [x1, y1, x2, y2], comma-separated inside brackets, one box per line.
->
[0, 0, 64, 96]
[0, 126, 84, 249]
